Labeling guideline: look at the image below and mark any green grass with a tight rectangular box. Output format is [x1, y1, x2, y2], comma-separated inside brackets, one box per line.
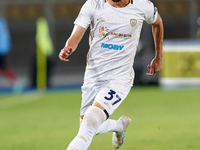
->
[0, 87, 200, 150]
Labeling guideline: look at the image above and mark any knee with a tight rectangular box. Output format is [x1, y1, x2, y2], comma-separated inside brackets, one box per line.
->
[82, 116, 98, 130]
[81, 106, 106, 131]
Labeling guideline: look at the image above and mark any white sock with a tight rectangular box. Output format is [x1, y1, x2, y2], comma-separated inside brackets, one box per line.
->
[96, 119, 123, 135]
[66, 106, 106, 150]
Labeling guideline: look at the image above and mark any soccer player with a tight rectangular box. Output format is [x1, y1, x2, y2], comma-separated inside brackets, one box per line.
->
[59, 0, 163, 149]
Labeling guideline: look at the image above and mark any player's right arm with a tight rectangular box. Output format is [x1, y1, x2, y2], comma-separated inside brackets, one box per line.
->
[59, 24, 86, 62]
[59, 0, 95, 62]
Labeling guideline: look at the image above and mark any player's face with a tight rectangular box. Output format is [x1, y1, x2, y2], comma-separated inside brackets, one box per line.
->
[112, 0, 121, 2]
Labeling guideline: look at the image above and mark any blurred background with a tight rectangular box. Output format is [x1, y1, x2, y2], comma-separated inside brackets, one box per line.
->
[0, 0, 200, 92]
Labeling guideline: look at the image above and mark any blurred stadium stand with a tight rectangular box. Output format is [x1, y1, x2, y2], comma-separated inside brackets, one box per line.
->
[0, 0, 199, 89]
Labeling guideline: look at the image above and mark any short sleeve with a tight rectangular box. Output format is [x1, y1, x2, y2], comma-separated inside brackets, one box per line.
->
[74, 0, 95, 29]
[144, 1, 158, 24]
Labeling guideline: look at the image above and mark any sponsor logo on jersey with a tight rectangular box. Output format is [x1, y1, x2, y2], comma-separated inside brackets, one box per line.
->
[99, 26, 132, 38]
[101, 43, 124, 50]
[130, 19, 137, 27]
[99, 26, 108, 37]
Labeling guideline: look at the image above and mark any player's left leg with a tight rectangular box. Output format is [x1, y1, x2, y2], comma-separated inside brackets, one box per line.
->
[79, 114, 131, 149]
[80, 113, 123, 135]
[112, 115, 132, 149]
[93, 80, 132, 148]
[80, 110, 123, 135]
[95, 119, 118, 134]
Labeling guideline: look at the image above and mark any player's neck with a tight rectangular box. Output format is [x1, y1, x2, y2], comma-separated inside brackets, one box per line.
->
[108, 0, 130, 8]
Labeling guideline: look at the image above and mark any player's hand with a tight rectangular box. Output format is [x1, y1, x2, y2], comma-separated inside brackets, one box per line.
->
[58, 47, 72, 62]
[146, 57, 163, 76]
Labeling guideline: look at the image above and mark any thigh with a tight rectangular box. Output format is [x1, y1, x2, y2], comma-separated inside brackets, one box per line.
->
[94, 80, 131, 116]
[80, 83, 100, 116]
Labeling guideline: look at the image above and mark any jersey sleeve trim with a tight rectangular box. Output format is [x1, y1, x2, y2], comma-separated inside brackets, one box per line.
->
[74, 21, 89, 29]
[144, 1, 158, 24]
[146, 6, 158, 24]
[133, 0, 158, 25]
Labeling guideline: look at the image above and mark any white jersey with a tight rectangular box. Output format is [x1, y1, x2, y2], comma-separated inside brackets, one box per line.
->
[74, 0, 157, 85]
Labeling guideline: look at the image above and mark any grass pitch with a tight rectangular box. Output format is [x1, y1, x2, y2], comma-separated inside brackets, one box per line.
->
[0, 87, 200, 150]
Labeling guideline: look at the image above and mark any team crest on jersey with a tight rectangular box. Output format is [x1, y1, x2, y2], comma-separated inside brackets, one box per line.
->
[130, 19, 137, 27]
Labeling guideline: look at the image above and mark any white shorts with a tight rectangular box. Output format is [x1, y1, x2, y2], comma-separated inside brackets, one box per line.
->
[80, 79, 132, 118]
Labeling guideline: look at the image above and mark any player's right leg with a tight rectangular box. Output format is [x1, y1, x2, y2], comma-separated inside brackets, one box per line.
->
[66, 105, 106, 150]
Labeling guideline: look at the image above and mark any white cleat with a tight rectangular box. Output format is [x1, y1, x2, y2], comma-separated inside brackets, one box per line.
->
[112, 115, 132, 149]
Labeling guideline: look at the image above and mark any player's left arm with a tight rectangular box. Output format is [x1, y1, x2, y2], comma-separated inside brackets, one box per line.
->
[146, 13, 164, 76]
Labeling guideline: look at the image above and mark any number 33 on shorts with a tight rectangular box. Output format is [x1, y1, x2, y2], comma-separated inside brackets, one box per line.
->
[104, 89, 122, 106]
